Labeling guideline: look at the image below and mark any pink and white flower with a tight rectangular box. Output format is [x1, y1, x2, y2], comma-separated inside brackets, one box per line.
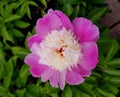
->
[24, 9, 99, 90]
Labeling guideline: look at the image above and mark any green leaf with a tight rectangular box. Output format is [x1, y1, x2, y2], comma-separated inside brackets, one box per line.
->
[63, 4, 73, 16]
[4, 56, 17, 74]
[0, 46, 6, 63]
[92, 72, 102, 79]
[70, 5, 79, 20]
[26, 5, 31, 19]
[47, 87, 60, 94]
[16, 65, 29, 88]
[24, 92, 33, 97]
[0, 86, 7, 96]
[11, 47, 30, 59]
[19, 65, 29, 78]
[107, 77, 120, 86]
[49, 93, 59, 97]
[4, 61, 13, 74]
[95, 87, 115, 97]
[3, 15, 21, 23]
[98, 41, 112, 57]
[0, 16, 3, 25]
[72, 87, 90, 97]
[24, 31, 33, 48]
[0, 1, 7, 10]
[105, 40, 119, 61]
[4, 3, 16, 16]
[39, 0, 47, 7]
[62, 86, 72, 97]
[4, 92, 15, 97]
[3, 56, 17, 88]
[28, 1, 38, 6]
[14, 20, 30, 28]
[0, 62, 5, 80]
[87, 7, 107, 23]
[109, 85, 119, 95]
[100, 83, 119, 95]
[85, 76, 98, 84]
[0, 2, 6, 17]
[12, 29, 24, 37]
[99, 49, 105, 63]
[79, 5, 87, 17]
[15, 0, 26, 9]
[0, 47, 5, 79]
[3, 72, 12, 89]
[19, 2, 26, 16]
[94, 90, 102, 97]
[106, 58, 120, 68]
[77, 83, 96, 97]
[1, 25, 14, 43]
[100, 27, 110, 39]
[26, 84, 40, 97]
[41, 10, 46, 16]
[102, 69, 120, 77]
[16, 89, 26, 97]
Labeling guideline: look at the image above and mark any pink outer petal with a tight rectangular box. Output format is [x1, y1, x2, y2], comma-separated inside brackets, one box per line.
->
[36, 13, 62, 40]
[49, 70, 66, 90]
[41, 68, 66, 90]
[72, 65, 92, 77]
[41, 68, 60, 87]
[59, 70, 66, 90]
[24, 54, 39, 67]
[66, 70, 84, 85]
[30, 65, 48, 77]
[24, 54, 48, 77]
[48, 9, 73, 31]
[72, 18, 99, 43]
[27, 34, 42, 48]
[30, 43, 41, 56]
[49, 70, 60, 88]
[41, 67, 51, 82]
[79, 42, 98, 70]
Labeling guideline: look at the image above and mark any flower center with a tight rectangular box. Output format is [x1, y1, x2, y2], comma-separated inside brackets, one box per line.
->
[38, 28, 82, 71]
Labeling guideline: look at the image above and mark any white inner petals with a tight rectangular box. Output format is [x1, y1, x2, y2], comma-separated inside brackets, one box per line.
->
[38, 28, 82, 72]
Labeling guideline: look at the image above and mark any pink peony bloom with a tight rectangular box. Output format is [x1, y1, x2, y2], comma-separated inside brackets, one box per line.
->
[24, 9, 99, 90]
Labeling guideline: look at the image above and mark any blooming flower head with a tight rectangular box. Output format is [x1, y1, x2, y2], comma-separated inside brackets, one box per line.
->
[25, 9, 99, 90]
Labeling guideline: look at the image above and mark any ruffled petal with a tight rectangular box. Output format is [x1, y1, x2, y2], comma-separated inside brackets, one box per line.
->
[30, 43, 41, 56]
[30, 65, 48, 77]
[59, 70, 66, 90]
[48, 9, 73, 31]
[36, 13, 62, 40]
[79, 42, 98, 70]
[41, 67, 52, 82]
[72, 18, 99, 43]
[72, 65, 92, 77]
[49, 70, 66, 89]
[24, 54, 39, 67]
[25, 54, 48, 77]
[27, 34, 42, 48]
[41, 68, 66, 90]
[66, 70, 84, 85]
[49, 70, 60, 88]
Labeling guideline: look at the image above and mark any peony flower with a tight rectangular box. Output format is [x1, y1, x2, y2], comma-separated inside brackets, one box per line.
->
[24, 9, 99, 90]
